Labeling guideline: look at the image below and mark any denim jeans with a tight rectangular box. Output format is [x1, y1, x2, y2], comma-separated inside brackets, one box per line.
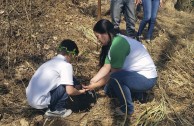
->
[137, 0, 160, 39]
[49, 78, 80, 111]
[104, 70, 157, 114]
[111, 0, 136, 37]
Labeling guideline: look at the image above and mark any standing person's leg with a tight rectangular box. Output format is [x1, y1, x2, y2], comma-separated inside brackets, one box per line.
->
[111, 0, 123, 31]
[146, 0, 160, 40]
[137, 0, 152, 39]
[124, 0, 136, 38]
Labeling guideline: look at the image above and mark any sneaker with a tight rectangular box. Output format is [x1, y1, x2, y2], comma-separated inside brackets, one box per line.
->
[45, 109, 72, 118]
[136, 35, 143, 42]
[145, 39, 151, 43]
[115, 107, 126, 116]
[115, 107, 134, 116]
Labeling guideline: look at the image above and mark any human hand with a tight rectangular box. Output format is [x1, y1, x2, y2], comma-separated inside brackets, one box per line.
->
[160, 0, 163, 7]
[135, 0, 142, 5]
[79, 88, 89, 94]
[82, 84, 96, 91]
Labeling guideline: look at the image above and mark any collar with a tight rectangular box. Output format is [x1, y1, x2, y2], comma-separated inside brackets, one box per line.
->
[55, 54, 67, 62]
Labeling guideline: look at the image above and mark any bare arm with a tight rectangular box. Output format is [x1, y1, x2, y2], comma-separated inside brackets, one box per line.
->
[160, 0, 163, 7]
[66, 85, 88, 96]
[90, 64, 111, 83]
[83, 68, 122, 90]
[135, 0, 142, 5]
[83, 62, 123, 91]
[82, 74, 110, 90]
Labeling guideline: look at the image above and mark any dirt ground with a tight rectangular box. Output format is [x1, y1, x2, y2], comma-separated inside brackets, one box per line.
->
[0, 0, 193, 126]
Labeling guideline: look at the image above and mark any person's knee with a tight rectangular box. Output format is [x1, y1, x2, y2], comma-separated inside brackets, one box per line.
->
[110, 71, 121, 78]
[143, 16, 151, 22]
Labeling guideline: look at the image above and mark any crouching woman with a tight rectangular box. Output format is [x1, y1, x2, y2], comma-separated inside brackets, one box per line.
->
[83, 19, 157, 115]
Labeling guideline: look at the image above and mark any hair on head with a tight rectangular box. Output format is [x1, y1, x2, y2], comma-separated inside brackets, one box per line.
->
[58, 39, 79, 55]
[93, 19, 120, 67]
[93, 19, 115, 34]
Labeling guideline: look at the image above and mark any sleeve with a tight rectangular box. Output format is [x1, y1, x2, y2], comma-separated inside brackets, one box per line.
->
[110, 37, 130, 68]
[105, 56, 110, 64]
[59, 63, 74, 85]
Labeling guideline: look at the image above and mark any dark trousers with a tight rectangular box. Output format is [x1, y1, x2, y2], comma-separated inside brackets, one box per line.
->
[48, 78, 80, 111]
[111, 0, 136, 37]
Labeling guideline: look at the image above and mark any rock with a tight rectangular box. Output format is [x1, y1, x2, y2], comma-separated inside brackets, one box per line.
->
[34, 115, 44, 122]
[20, 118, 29, 126]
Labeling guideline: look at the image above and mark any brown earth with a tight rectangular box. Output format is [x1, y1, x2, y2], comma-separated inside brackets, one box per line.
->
[0, 0, 194, 126]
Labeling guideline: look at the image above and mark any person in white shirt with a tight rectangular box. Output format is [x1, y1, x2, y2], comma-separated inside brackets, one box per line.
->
[26, 39, 88, 117]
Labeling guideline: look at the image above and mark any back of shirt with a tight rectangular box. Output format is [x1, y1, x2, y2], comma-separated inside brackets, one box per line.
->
[26, 54, 74, 109]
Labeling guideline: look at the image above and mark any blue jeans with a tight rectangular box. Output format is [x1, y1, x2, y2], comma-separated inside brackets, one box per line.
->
[111, 0, 136, 37]
[137, 0, 160, 39]
[49, 78, 80, 111]
[104, 70, 157, 114]
[49, 85, 68, 111]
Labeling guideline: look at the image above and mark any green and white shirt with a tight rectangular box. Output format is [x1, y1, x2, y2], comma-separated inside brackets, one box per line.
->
[105, 34, 157, 78]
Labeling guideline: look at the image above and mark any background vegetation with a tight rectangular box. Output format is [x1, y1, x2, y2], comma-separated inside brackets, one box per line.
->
[0, 0, 193, 126]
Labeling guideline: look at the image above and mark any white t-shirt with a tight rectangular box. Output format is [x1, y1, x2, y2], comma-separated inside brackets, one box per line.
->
[106, 34, 157, 78]
[122, 36, 157, 78]
[26, 54, 74, 109]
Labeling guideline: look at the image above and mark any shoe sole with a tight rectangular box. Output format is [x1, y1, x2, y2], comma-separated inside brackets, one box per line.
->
[145, 39, 151, 43]
[45, 110, 72, 118]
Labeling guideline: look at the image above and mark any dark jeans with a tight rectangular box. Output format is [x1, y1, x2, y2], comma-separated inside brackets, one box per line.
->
[48, 78, 80, 111]
[137, 0, 160, 39]
[104, 70, 157, 114]
[111, 0, 136, 37]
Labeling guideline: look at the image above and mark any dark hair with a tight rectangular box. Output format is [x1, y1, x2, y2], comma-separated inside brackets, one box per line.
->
[93, 19, 119, 67]
[58, 39, 79, 55]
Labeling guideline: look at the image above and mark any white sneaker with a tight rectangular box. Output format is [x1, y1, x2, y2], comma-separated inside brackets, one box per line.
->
[136, 35, 143, 42]
[45, 109, 72, 118]
[145, 39, 151, 43]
